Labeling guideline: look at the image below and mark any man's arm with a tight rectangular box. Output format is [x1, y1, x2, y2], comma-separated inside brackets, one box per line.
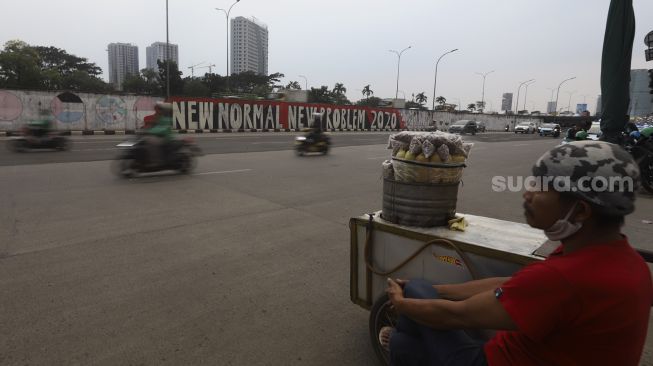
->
[387, 279, 517, 331]
[435, 277, 510, 301]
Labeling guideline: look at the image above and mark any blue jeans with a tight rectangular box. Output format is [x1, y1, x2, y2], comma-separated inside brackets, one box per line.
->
[389, 279, 488, 366]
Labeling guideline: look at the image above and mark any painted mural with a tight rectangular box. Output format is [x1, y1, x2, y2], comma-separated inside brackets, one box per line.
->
[0, 90, 23, 121]
[51, 92, 85, 123]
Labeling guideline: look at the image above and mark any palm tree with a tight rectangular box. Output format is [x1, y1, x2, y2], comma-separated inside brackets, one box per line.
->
[467, 103, 477, 112]
[415, 92, 427, 106]
[362, 85, 373, 99]
[333, 82, 347, 95]
[285, 80, 301, 90]
[435, 96, 447, 105]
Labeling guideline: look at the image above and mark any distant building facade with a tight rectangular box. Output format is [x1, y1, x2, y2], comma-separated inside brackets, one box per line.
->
[629, 69, 653, 117]
[146, 42, 179, 72]
[501, 93, 513, 112]
[107, 43, 139, 90]
[596, 95, 602, 116]
[231, 16, 269, 75]
[547, 101, 557, 114]
[576, 103, 588, 114]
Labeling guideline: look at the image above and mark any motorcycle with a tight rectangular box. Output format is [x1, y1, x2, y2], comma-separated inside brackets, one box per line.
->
[623, 133, 653, 194]
[295, 132, 331, 156]
[113, 136, 202, 178]
[6, 128, 70, 152]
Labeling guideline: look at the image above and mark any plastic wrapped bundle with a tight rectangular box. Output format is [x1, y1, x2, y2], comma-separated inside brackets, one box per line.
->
[382, 160, 394, 180]
[391, 158, 464, 184]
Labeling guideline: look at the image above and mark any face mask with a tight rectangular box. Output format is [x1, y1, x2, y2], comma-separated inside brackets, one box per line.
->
[544, 203, 582, 241]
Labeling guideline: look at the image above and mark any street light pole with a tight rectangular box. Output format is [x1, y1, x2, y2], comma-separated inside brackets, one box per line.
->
[554, 76, 576, 122]
[166, 0, 170, 99]
[566, 90, 577, 112]
[515, 79, 534, 114]
[432, 48, 458, 110]
[474, 70, 494, 112]
[389, 46, 411, 100]
[523, 80, 535, 111]
[216, 0, 241, 90]
[298, 75, 308, 90]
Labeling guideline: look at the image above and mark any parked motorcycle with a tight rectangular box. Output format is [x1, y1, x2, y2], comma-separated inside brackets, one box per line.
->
[113, 137, 202, 178]
[6, 130, 70, 152]
[623, 132, 653, 194]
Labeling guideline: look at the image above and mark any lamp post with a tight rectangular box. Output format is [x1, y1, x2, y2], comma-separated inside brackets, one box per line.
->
[474, 69, 494, 112]
[165, 0, 170, 98]
[298, 75, 308, 90]
[432, 48, 458, 110]
[566, 90, 577, 112]
[215, 0, 241, 90]
[514, 79, 535, 114]
[554, 76, 576, 122]
[523, 80, 535, 111]
[389, 46, 411, 100]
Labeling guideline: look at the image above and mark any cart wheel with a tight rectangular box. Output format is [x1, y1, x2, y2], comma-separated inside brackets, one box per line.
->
[369, 294, 396, 366]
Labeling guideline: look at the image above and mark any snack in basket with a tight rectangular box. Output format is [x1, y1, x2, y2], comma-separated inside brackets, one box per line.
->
[386, 131, 472, 184]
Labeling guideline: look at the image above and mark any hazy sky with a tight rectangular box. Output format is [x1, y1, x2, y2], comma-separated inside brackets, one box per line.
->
[2, 0, 653, 112]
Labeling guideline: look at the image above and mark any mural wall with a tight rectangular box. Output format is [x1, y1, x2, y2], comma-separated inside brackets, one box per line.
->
[0, 89, 161, 132]
[0, 89, 545, 132]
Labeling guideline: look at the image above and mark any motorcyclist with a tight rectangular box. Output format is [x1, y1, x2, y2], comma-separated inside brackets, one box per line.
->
[565, 122, 583, 140]
[305, 113, 325, 144]
[26, 111, 54, 142]
[142, 102, 173, 167]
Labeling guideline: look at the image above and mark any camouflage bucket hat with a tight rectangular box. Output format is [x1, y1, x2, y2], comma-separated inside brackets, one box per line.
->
[532, 141, 640, 215]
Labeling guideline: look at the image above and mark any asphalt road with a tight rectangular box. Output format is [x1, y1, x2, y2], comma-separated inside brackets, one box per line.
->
[1, 132, 651, 365]
[0, 131, 548, 166]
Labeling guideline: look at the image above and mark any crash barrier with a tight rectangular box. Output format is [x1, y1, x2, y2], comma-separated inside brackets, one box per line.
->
[0, 89, 546, 134]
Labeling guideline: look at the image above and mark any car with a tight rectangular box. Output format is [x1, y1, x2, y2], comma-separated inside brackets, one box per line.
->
[538, 123, 561, 137]
[514, 122, 537, 134]
[448, 120, 479, 135]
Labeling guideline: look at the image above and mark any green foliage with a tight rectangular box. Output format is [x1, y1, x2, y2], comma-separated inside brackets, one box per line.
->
[182, 78, 211, 97]
[435, 96, 447, 105]
[362, 85, 373, 99]
[415, 92, 427, 105]
[285, 81, 301, 90]
[467, 103, 477, 112]
[0, 40, 110, 92]
[356, 96, 382, 107]
[309, 86, 333, 104]
[158, 60, 184, 96]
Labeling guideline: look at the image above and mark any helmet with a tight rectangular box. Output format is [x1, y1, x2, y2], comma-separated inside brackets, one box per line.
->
[532, 141, 640, 215]
[574, 130, 588, 140]
[629, 130, 641, 139]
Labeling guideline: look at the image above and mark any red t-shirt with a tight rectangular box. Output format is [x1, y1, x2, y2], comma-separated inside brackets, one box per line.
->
[485, 238, 652, 366]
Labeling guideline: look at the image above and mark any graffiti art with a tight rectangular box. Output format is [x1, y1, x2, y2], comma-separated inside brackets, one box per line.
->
[51, 92, 85, 123]
[0, 91, 23, 121]
[96, 96, 127, 125]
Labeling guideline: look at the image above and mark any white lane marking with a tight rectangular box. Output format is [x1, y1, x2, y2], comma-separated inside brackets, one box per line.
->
[194, 169, 252, 176]
[73, 140, 125, 144]
[513, 143, 531, 147]
[251, 142, 287, 145]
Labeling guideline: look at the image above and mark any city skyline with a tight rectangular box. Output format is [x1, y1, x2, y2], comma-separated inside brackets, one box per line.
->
[1, 0, 652, 112]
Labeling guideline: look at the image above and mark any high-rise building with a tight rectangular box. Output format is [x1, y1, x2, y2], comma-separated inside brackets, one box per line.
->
[547, 102, 557, 114]
[231, 16, 269, 76]
[107, 43, 139, 90]
[146, 42, 179, 72]
[629, 69, 653, 117]
[501, 93, 513, 112]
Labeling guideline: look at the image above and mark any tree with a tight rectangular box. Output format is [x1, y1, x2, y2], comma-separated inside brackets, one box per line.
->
[122, 74, 148, 94]
[62, 70, 112, 92]
[285, 81, 301, 90]
[362, 85, 373, 99]
[33, 45, 102, 77]
[309, 86, 333, 104]
[435, 96, 447, 105]
[332, 83, 350, 105]
[475, 101, 486, 110]
[158, 59, 184, 96]
[0, 40, 43, 89]
[182, 78, 211, 97]
[356, 96, 382, 107]
[467, 103, 477, 112]
[415, 92, 427, 106]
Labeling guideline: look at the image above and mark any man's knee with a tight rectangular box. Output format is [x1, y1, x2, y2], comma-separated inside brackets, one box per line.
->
[404, 279, 439, 300]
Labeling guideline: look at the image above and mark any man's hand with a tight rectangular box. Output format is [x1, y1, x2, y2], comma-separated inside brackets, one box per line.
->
[386, 278, 406, 311]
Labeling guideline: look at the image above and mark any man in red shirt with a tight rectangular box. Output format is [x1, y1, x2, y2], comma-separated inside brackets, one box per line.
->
[383, 140, 652, 365]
